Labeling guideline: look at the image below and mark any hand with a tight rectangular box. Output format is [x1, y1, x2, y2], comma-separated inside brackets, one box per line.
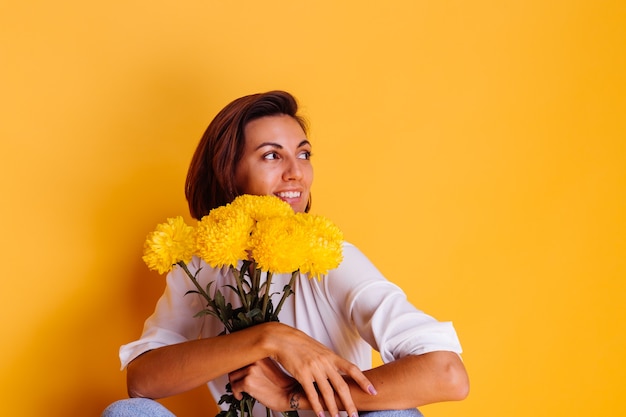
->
[268, 323, 376, 417]
[229, 358, 299, 411]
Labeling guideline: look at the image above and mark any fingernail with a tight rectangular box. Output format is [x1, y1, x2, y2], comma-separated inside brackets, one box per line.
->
[351, 413, 359, 417]
[318, 412, 325, 417]
[368, 385, 378, 395]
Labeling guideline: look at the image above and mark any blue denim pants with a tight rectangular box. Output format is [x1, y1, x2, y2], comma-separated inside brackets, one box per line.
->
[101, 398, 425, 417]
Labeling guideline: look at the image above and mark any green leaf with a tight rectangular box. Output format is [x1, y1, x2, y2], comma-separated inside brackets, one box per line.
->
[245, 308, 262, 319]
[235, 311, 251, 323]
[193, 309, 220, 319]
[224, 284, 239, 294]
[215, 290, 226, 309]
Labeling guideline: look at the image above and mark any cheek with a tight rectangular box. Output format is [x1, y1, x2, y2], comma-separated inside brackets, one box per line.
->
[234, 166, 257, 195]
[306, 165, 314, 185]
[235, 161, 270, 194]
[243, 173, 276, 196]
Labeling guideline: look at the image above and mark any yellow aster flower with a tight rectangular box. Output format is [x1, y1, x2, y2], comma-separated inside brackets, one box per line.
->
[250, 216, 309, 273]
[142, 216, 196, 274]
[297, 213, 344, 280]
[196, 204, 254, 268]
[231, 194, 294, 221]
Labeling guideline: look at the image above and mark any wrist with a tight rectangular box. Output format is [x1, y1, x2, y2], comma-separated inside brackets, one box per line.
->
[287, 383, 311, 412]
[258, 322, 286, 359]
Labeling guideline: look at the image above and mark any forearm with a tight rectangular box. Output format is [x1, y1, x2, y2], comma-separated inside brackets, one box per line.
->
[126, 322, 278, 399]
[289, 352, 469, 412]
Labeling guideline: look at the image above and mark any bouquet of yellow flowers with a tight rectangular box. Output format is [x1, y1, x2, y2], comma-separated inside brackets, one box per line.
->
[142, 194, 344, 417]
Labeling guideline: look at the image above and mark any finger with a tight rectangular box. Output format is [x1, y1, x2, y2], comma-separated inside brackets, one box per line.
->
[229, 376, 244, 400]
[314, 377, 340, 417]
[228, 366, 252, 400]
[300, 380, 325, 417]
[326, 372, 357, 417]
[339, 360, 377, 395]
[307, 362, 343, 417]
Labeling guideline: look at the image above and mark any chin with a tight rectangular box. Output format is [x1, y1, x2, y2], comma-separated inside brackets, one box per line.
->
[291, 203, 306, 213]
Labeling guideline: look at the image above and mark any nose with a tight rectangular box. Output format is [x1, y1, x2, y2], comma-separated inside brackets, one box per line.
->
[283, 157, 303, 181]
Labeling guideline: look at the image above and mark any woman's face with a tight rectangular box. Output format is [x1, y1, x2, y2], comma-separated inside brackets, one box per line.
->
[235, 114, 313, 213]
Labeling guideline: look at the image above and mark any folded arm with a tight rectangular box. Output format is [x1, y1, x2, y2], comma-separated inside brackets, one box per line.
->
[126, 322, 374, 417]
[230, 351, 469, 413]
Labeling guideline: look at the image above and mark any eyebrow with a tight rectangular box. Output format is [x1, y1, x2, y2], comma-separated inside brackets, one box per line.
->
[254, 140, 311, 150]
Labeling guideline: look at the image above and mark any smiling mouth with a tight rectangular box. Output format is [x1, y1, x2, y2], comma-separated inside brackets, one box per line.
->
[276, 191, 301, 199]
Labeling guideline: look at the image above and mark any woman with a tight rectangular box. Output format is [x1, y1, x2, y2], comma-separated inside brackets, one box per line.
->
[103, 91, 469, 417]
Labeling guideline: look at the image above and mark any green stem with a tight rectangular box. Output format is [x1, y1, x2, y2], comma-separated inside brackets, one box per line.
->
[253, 265, 261, 293]
[261, 271, 273, 317]
[233, 264, 250, 311]
[274, 270, 299, 318]
[177, 261, 212, 305]
[251, 265, 261, 310]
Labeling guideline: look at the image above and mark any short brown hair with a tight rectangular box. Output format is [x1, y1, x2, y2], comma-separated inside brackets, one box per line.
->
[185, 90, 308, 219]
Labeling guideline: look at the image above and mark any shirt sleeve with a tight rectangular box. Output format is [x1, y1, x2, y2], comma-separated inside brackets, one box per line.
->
[118, 257, 207, 369]
[325, 243, 463, 364]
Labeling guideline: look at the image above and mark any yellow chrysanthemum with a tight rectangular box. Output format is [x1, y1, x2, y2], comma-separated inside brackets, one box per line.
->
[142, 216, 196, 274]
[296, 213, 344, 280]
[196, 204, 254, 268]
[249, 216, 309, 273]
[231, 194, 294, 222]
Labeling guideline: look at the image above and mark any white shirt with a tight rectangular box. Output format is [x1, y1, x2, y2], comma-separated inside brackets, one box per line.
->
[120, 242, 462, 417]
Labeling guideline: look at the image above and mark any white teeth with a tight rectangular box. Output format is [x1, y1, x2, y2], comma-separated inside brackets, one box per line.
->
[277, 191, 301, 198]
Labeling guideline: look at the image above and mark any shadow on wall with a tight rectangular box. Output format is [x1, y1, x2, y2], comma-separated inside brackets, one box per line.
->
[44, 178, 220, 415]
[11, 160, 221, 416]
[85, 171, 220, 414]
[31, 69, 222, 416]
[10, 259, 219, 417]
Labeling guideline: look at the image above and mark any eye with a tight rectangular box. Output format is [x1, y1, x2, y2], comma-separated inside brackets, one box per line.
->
[263, 151, 279, 160]
[298, 150, 312, 160]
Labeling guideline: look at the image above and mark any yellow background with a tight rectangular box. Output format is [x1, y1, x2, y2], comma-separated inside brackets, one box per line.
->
[1, 1, 624, 416]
